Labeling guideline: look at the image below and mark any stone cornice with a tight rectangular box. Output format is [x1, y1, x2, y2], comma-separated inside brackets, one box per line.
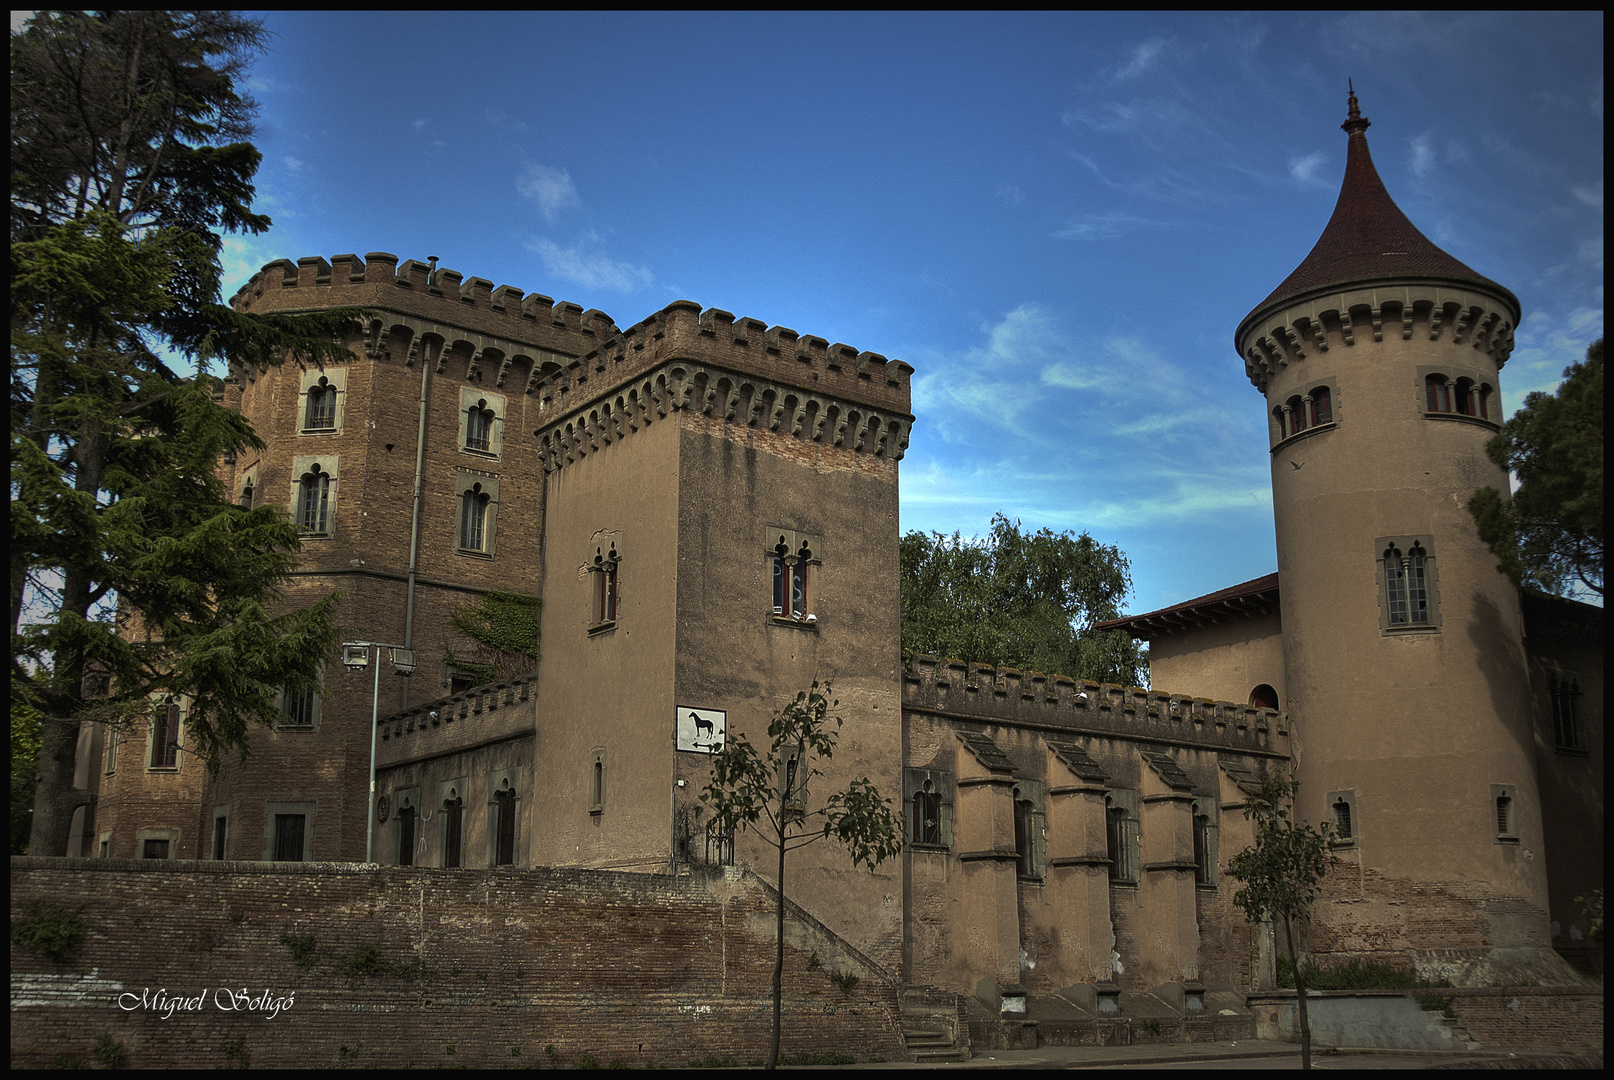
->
[1237, 280, 1517, 393]
[534, 356, 912, 474]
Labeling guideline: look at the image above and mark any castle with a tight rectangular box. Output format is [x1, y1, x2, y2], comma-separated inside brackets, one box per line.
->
[69, 92, 1600, 1034]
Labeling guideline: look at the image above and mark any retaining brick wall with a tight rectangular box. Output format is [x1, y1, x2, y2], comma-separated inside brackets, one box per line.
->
[10, 858, 905, 1069]
[1444, 987, 1603, 1055]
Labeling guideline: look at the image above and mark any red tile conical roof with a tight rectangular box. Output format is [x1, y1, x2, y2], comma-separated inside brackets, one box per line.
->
[1242, 89, 1516, 328]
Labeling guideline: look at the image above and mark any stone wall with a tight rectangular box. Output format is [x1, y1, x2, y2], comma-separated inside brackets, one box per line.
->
[9, 858, 905, 1069]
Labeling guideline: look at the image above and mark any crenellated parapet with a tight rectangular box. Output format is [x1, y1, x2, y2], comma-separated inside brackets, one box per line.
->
[375, 673, 537, 769]
[1237, 282, 1516, 393]
[532, 299, 914, 473]
[903, 654, 1289, 759]
[228, 253, 615, 385]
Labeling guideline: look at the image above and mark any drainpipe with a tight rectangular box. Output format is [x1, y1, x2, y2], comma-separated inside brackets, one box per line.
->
[399, 257, 438, 709]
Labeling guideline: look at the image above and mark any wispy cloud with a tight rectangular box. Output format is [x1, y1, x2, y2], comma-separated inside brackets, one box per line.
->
[1114, 38, 1171, 82]
[518, 164, 582, 224]
[1288, 151, 1328, 185]
[1571, 182, 1603, 209]
[526, 236, 652, 294]
[1052, 211, 1164, 240]
[996, 184, 1025, 205]
[1409, 134, 1435, 178]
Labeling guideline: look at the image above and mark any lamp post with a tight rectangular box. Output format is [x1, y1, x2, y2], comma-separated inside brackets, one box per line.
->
[341, 642, 416, 863]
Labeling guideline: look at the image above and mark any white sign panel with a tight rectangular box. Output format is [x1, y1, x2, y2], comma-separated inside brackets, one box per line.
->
[676, 707, 726, 753]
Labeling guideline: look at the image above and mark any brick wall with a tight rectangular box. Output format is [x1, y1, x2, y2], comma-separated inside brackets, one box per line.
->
[1443, 987, 1603, 1054]
[10, 858, 905, 1069]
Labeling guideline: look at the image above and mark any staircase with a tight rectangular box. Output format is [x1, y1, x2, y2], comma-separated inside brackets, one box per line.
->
[900, 988, 971, 1062]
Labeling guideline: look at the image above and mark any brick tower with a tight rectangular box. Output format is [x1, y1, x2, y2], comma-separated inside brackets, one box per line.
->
[1234, 91, 1568, 983]
[85, 253, 613, 862]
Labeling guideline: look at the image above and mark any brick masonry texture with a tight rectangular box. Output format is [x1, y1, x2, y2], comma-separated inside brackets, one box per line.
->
[10, 858, 906, 1069]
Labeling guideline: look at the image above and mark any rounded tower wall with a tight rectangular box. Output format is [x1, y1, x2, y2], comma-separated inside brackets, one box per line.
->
[1229, 88, 1568, 978]
[1245, 287, 1542, 903]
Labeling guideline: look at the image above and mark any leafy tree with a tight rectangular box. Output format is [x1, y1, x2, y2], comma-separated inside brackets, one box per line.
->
[11, 703, 42, 855]
[1226, 775, 1337, 1070]
[1468, 339, 1603, 601]
[12, 12, 363, 856]
[900, 513, 1147, 686]
[444, 590, 542, 688]
[698, 682, 901, 1070]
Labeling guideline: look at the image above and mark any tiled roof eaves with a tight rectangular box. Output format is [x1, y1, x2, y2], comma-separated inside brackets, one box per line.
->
[1096, 573, 1280, 640]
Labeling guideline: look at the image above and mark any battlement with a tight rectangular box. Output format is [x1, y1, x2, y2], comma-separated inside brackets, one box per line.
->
[903, 654, 1288, 758]
[533, 299, 912, 413]
[375, 673, 537, 769]
[229, 253, 615, 360]
[531, 299, 915, 473]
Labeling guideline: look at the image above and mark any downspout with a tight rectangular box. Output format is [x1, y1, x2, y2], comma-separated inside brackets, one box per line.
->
[399, 257, 438, 710]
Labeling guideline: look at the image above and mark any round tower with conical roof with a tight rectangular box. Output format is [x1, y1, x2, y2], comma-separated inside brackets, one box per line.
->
[1235, 90, 1567, 984]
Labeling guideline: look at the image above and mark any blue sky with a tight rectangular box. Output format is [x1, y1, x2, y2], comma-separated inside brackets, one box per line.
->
[218, 11, 1600, 615]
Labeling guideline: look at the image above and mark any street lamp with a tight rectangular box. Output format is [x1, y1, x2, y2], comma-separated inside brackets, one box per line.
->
[342, 641, 416, 863]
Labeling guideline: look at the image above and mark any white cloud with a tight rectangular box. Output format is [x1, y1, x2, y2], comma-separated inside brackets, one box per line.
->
[283, 156, 304, 174]
[518, 164, 582, 224]
[996, 184, 1025, 205]
[1288, 151, 1328, 185]
[526, 237, 652, 294]
[1571, 182, 1603, 209]
[1409, 134, 1435, 178]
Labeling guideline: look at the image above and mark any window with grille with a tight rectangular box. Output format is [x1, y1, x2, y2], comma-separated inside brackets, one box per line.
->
[466, 400, 493, 451]
[274, 814, 306, 861]
[1491, 785, 1518, 842]
[305, 378, 336, 429]
[1379, 537, 1438, 632]
[282, 682, 316, 727]
[143, 838, 170, 859]
[1551, 672, 1583, 751]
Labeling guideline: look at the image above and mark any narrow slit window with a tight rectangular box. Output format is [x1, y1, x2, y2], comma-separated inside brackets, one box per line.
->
[442, 799, 463, 868]
[151, 701, 180, 768]
[1385, 545, 1409, 625]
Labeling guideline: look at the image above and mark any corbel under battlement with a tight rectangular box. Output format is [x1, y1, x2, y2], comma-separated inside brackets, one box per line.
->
[228, 254, 615, 376]
[903, 654, 1288, 756]
[1238, 283, 1516, 393]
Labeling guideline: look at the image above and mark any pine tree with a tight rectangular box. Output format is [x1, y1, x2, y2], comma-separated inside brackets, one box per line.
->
[11, 12, 363, 854]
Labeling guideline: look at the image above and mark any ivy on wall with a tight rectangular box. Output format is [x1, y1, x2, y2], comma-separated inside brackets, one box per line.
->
[443, 591, 540, 688]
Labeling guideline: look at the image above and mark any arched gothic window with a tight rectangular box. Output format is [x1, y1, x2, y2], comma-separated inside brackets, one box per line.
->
[459, 483, 489, 552]
[298, 465, 331, 534]
[305, 376, 336, 430]
[1426, 374, 1453, 413]
[1310, 385, 1332, 426]
[1380, 538, 1436, 630]
[466, 399, 494, 452]
[1286, 395, 1308, 434]
[913, 780, 942, 846]
[592, 544, 620, 625]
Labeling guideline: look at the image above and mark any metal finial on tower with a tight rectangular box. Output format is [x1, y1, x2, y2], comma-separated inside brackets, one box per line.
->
[1342, 79, 1370, 135]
